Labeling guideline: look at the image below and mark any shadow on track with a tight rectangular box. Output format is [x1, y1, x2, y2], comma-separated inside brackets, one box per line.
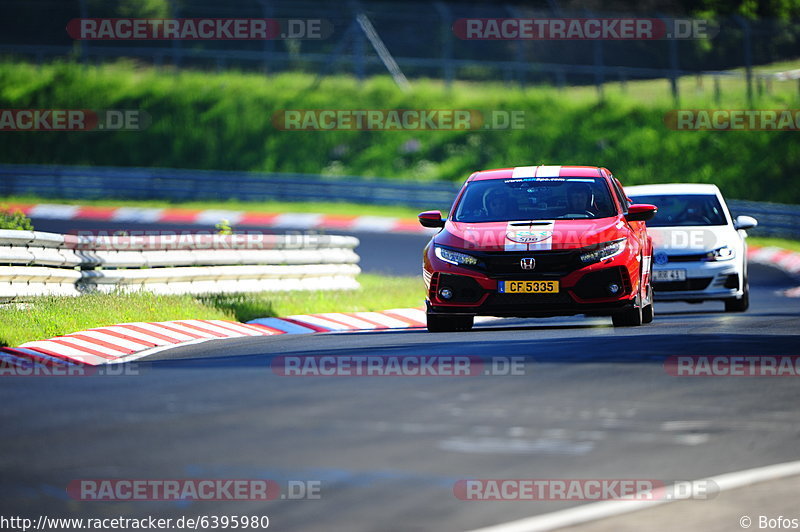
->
[144, 332, 800, 370]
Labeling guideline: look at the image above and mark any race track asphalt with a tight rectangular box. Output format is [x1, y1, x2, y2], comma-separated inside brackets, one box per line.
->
[1, 217, 797, 532]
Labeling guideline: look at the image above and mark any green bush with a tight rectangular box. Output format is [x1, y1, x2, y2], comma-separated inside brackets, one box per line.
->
[0, 209, 33, 230]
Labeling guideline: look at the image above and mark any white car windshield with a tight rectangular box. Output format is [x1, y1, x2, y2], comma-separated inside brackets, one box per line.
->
[453, 176, 617, 223]
[630, 194, 727, 227]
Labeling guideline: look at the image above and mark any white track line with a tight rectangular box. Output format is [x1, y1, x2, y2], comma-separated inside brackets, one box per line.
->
[464, 460, 800, 532]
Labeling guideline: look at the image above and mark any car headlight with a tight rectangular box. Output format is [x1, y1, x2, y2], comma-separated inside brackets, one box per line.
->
[435, 246, 480, 267]
[704, 246, 735, 261]
[580, 238, 627, 264]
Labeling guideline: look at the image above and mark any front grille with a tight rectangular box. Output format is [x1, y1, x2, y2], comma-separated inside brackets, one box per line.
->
[653, 277, 713, 292]
[480, 250, 582, 278]
[428, 271, 441, 300]
[666, 253, 708, 262]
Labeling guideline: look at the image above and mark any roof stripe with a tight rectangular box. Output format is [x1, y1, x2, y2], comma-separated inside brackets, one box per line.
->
[536, 165, 562, 177]
[511, 166, 537, 178]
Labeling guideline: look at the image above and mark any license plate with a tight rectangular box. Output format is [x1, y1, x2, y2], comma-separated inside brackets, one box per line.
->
[653, 269, 687, 282]
[498, 280, 559, 294]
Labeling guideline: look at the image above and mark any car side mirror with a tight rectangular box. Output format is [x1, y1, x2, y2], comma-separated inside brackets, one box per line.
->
[734, 215, 758, 231]
[626, 204, 658, 222]
[418, 210, 445, 228]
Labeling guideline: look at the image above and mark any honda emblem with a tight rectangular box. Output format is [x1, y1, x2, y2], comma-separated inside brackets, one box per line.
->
[520, 257, 535, 270]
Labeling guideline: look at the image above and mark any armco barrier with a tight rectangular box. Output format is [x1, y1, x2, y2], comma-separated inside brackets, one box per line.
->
[2, 164, 798, 238]
[0, 164, 460, 211]
[0, 229, 360, 299]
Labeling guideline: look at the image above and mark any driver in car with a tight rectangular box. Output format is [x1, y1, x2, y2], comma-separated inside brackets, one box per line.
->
[679, 197, 711, 224]
[565, 183, 597, 217]
[483, 188, 511, 219]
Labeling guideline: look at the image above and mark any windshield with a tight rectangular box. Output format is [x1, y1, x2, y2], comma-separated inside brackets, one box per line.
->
[629, 194, 728, 227]
[453, 176, 617, 223]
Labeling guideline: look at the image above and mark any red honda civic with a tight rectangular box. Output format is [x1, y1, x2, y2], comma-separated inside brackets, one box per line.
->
[418, 165, 658, 331]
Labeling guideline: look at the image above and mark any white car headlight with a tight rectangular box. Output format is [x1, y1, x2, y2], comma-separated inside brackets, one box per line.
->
[435, 246, 480, 266]
[705, 246, 735, 261]
[580, 238, 627, 264]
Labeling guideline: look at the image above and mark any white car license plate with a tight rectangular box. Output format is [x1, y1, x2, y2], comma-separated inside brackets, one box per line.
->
[653, 269, 687, 282]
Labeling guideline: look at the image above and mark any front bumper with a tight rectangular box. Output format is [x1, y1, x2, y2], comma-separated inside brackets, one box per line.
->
[425, 252, 641, 318]
[652, 260, 743, 301]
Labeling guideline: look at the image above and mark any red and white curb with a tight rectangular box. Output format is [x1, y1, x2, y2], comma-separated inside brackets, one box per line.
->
[0, 320, 281, 368]
[4, 203, 431, 235]
[747, 246, 800, 274]
[0, 309, 433, 368]
[747, 245, 800, 297]
[248, 308, 427, 334]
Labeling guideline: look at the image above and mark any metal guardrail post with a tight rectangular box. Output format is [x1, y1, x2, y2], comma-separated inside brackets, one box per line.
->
[734, 16, 754, 105]
[433, 2, 454, 88]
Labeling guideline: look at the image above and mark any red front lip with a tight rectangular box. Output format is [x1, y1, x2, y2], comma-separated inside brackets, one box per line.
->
[437, 217, 626, 251]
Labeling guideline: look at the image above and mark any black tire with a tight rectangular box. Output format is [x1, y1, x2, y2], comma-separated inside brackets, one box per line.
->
[724, 279, 749, 312]
[642, 296, 654, 324]
[642, 302, 654, 324]
[426, 314, 474, 332]
[612, 304, 643, 327]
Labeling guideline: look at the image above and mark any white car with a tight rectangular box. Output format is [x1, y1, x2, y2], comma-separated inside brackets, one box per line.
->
[625, 183, 757, 312]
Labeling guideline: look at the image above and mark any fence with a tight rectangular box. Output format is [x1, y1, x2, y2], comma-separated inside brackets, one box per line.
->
[726, 200, 800, 239]
[0, 229, 360, 299]
[2, 0, 799, 101]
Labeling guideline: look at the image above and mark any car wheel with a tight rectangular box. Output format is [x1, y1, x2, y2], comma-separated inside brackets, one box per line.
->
[426, 313, 474, 332]
[612, 302, 643, 327]
[724, 278, 750, 312]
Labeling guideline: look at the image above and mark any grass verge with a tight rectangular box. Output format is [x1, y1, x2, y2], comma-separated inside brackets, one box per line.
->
[0, 274, 423, 347]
